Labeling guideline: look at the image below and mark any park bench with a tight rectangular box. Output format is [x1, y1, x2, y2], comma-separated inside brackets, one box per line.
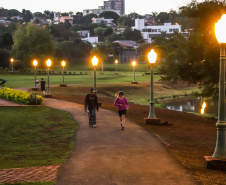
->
[0, 79, 6, 87]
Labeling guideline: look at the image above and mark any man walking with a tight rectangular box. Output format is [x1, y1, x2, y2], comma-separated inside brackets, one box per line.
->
[84, 88, 99, 128]
[40, 78, 46, 96]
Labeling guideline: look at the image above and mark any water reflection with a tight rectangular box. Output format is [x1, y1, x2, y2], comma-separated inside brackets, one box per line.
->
[163, 97, 218, 117]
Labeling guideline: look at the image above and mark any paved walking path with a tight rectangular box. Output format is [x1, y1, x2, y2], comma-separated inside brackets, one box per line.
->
[42, 98, 198, 185]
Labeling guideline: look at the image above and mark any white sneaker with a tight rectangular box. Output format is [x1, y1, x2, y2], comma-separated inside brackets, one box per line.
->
[93, 125, 96, 128]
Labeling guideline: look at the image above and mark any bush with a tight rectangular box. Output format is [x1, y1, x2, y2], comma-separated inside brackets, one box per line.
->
[0, 87, 44, 105]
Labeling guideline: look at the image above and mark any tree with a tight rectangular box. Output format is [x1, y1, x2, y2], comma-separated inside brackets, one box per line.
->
[55, 39, 92, 61]
[83, 13, 98, 24]
[99, 11, 120, 23]
[12, 23, 55, 67]
[22, 9, 33, 22]
[155, 12, 169, 23]
[50, 24, 80, 41]
[117, 16, 134, 27]
[123, 27, 143, 43]
[73, 12, 83, 24]
[128, 12, 143, 20]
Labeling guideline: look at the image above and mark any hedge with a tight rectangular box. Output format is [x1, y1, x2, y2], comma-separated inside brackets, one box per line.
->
[0, 87, 44, 105]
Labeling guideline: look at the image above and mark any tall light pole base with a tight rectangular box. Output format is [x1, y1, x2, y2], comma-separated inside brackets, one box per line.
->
[31, 87, 39, 91]
[60, 84, 67, 87]
[131, 82, 138, 84]
[204, 156, 226, 170]
[45, 94, 52, 98]
[145, 118, 161, 125]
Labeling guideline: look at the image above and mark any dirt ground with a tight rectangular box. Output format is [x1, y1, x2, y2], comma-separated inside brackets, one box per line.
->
[51, 96, 225, 184]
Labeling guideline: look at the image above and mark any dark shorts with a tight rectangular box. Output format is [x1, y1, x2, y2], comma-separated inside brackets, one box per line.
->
[41, 86, 45, 91]
[118, 109, 126, 117]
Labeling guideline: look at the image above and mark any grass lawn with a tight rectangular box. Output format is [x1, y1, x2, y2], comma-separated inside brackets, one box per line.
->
[0, 106, 78, 169]
[0, 63, 161, 88]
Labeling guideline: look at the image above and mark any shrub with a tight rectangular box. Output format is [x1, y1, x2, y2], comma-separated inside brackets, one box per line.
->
[0, 87, 44, 105]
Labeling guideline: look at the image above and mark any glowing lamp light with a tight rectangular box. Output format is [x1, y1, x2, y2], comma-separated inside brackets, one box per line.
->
[61, 61, 66, 67]
[201, 101, 207, 114]
[10, 58, 14, 63]
[46, 59, 52, 67]
[33, 60, 37, 67]
[115, 59, 118, 64]
[92, 56, 98, 66]
[132, 61, 136, 67]
[148, 49, 157, 64]
[215, 14, 226, 43]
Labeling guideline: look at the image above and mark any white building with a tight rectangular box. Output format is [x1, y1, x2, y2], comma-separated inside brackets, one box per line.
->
[81, 33, 98, 46]
[133, 19, 183, 43]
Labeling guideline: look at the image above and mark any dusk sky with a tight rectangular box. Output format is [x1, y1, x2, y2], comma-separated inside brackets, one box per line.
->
[1, 0, 203, 14]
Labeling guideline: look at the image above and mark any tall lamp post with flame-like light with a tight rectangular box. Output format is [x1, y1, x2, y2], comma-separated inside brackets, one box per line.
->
[115, 59, 118, 75]
[92, 56, 98, 94]
[45, 59, 52, 98]
[131, 61, 138, 84]
[32, 60, 39, 91]
[205, 14, 226, 170]
[60, 61, 67, 87]
[145, 49, 161, 125]
[10, 58, 14, 72]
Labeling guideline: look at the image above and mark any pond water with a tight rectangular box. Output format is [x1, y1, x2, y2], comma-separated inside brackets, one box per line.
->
[161, 96, 219, 117]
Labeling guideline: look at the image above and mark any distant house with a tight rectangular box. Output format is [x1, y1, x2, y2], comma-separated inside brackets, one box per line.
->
[60, 16, 73, 24]
[132, 19, 186, 43]
[77, 30, 90, 37]
[92, 17, 114, 26]
[113, 40, 139, 49]
[81, 33, 98, 46]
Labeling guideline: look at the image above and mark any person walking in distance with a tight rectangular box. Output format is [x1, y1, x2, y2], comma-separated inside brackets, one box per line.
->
[114, 91, 129, 130]
[84, 88, 99, 128]
[40, 78, 46, 96]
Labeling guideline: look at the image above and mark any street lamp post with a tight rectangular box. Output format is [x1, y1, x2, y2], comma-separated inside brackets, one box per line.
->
[92, 56, 98, 94]
[32, 60, 39, 91]
[145, 49, 161, 125]
[115, 59, 118, 74]
[205, 14, 226, 170]
[131, 61, 138, 84]
[45, 59, 52, 98]
[10, 58, 14, 72]
[60, 61, 67, 87]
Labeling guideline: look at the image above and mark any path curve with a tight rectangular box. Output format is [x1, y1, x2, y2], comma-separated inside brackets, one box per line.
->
[43, 98, 198, 185]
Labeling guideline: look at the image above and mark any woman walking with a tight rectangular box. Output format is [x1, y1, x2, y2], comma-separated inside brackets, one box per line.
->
[114, 91, 129, 130]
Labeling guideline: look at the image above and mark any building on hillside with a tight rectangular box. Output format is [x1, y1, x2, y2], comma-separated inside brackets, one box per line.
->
[77, 30, 91, 37]
[113, 40, 139, 49]
[83, 0, 124, 16]
[83, 7, 120, 16]
[54, 12, 60, 22]
[81, 33, 98, 46]
[104, 0, 125, 15]
[132, 19, 185, 43]
[92, 17, 114, 26]
[60, 16, 73, 24]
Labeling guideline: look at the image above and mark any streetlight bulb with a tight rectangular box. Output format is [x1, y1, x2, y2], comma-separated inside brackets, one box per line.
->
[215, 14, 226, 43]
[33, 60, 37, 67]
[10, 58, 14, 63]
[46, 59, 51, 67]
[61, 61, 66, 67]
[115, 60, 118, 64]
[148, 49, 157, 64]
[132, 61, 136, 67]
[92, 56, 98, 66]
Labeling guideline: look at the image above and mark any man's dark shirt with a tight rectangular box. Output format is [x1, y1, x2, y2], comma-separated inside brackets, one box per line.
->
[85, 94, 98, 110]
[40, 80, 46, 90]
